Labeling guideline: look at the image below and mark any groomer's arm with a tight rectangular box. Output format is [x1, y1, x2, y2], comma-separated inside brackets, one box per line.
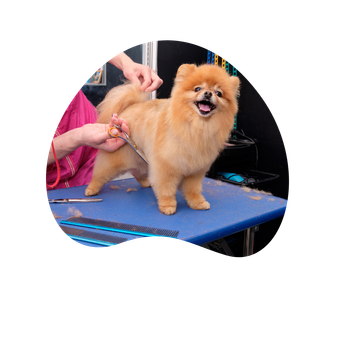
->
[109, 52, 134, 72]
[47, 128, 82, 165]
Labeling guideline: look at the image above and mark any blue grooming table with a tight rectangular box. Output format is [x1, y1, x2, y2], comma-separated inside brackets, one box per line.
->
[48, 177, 287, 254]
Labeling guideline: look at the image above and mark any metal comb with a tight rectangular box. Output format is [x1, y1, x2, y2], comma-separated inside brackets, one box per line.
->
[60, 225, 127, 246]
[60, 216, 179, 238]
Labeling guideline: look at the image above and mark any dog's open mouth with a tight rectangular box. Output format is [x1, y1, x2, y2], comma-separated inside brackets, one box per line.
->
[195, 100, 216, 115]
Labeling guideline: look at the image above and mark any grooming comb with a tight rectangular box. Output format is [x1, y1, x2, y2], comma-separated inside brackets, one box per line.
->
[60, 225, 127, 246]
[60, 216, 179, 238]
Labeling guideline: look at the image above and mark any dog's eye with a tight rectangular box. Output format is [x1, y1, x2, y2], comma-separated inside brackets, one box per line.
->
[195, 87, 201, 92]
[216, 91, 222, 97]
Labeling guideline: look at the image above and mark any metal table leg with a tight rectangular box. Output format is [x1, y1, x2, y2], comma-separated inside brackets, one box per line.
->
[243, 225, 259, 256]
[201, 238, 235, 256]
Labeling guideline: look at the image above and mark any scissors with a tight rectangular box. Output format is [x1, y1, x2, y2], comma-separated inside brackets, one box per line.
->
[108, 124, 148, 164]
[49, 198, 103, 203]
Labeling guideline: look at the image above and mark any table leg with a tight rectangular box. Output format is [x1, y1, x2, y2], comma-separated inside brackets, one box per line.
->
[243, 226, 259, 256]
[201, 238, 234, 256]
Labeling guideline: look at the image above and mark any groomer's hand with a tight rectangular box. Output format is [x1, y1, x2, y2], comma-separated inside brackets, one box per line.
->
[123, 62, 163, 92]
[109, 52, 163, 92]
[80, 114, 130, 152]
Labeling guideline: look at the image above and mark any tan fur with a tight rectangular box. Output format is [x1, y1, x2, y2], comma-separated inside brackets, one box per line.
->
[85, 64, 240, 215]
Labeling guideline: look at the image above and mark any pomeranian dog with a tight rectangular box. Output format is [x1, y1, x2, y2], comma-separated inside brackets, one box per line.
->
[85, 64, 240, 215]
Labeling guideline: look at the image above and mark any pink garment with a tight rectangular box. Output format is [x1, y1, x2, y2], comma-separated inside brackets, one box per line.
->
[46, 90, 99, 190]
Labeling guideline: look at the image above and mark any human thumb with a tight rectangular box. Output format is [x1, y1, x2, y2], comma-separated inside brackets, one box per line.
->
[107, 127, 119, 138]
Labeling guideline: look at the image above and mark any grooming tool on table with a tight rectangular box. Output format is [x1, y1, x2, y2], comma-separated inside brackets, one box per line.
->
[49, 198, 103, 203]
[60, 225, 127, 246]
[108, 124, 148, 164]
[60, 216, 179, 238]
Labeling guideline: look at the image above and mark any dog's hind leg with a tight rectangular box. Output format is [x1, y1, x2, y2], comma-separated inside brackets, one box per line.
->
[130, 167, 151, 188]
[85, 149, 129, 196]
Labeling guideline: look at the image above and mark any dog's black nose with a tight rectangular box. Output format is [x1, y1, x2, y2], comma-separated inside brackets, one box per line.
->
[204, 91, 212, 99]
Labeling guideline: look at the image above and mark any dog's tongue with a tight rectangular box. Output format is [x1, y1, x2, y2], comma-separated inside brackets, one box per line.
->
[199, 103, 211, 112]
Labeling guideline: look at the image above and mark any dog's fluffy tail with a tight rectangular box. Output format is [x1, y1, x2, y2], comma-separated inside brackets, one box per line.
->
[96, 82, 149, 124]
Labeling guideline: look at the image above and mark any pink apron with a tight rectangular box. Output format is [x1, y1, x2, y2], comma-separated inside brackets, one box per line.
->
[46, 90, 99, 190]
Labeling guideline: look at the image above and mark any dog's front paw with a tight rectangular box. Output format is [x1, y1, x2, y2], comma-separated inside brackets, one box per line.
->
[158, 197, 177, 215]
[188, 199, 210, 211]
[159, 205, 177, 215]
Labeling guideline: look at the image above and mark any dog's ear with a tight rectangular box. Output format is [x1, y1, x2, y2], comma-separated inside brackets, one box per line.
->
[230, 76, 241, 97]
[175, 64, 197, 81]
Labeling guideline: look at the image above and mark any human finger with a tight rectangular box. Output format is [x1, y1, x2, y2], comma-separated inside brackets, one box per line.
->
[117, 117, 128, 126]
[108, 114, 119, 128]
[120, 121, 130, 136]
[117, 117, 129, 131]
[138, 67, 152, 91]
[145, 75, 163, 92]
